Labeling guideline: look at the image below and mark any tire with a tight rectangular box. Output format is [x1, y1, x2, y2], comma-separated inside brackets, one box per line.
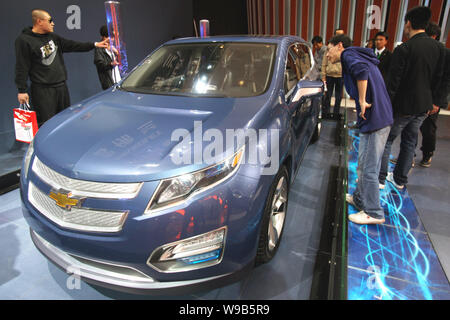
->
[255, 165, 289, 265]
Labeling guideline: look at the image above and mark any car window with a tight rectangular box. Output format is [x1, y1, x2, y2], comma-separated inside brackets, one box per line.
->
[284, 46, 299, 95]
[284, 43, 314, 97]
[121, 42, 277, 98]
[292, 43, 313, 80]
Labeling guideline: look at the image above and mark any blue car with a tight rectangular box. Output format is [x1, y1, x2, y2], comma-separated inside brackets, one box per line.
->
[20, 36, 323, 294]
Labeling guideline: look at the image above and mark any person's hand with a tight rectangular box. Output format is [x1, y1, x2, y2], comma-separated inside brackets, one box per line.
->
[18, 93, 29, 105]
[428, 104, 440, 115]
[95, 38, 109, 48]
[111, 60, 119, 67]
[359, 100, 372, 120]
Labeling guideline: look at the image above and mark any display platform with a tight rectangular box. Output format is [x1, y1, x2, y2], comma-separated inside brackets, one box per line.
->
[346, 129, 450, 300]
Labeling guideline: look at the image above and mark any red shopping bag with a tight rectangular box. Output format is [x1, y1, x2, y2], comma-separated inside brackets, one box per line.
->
[13, 103, 38, 143]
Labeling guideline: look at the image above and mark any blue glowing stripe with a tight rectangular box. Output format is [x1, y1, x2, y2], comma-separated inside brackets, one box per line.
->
[181, 249, 221, 265]
[347, 128, 450, 300]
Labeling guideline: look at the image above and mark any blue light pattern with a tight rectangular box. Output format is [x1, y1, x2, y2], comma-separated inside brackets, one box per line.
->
[347, 129, 450, 300]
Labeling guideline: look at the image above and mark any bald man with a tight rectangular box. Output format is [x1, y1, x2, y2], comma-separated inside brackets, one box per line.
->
[15, 9, 108, 124]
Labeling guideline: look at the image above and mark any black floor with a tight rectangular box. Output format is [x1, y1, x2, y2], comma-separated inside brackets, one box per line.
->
[0, 121, 340, 300]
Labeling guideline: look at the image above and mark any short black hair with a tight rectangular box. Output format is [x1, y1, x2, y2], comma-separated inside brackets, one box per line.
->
[375, 31, 389, 40]
[312, 35, 323, 45]
[100, 25, 109, 38]
[329, 34, 353, 48]
[425, 22, 441, 39]
[404, 6, 431, 30]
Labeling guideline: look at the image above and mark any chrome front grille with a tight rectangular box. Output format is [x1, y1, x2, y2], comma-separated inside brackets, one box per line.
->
[32, 157, 142, 199]
[28, 182, 128, 233]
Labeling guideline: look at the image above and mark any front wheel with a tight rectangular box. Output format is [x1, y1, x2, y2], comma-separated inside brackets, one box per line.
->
[255, 165, 289, 265]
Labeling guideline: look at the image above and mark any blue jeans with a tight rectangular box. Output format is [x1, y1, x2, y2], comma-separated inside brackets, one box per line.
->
[379, 113, 427, 186]
[353, 126, 391, 219]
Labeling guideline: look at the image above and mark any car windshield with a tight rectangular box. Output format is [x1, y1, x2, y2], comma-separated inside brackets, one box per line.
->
[121, 42, 277, 97]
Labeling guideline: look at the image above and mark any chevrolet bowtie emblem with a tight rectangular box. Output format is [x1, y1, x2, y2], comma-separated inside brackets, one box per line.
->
[49, 190, 84, 210]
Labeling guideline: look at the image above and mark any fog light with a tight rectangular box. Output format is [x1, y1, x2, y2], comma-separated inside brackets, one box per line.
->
[147, 227, 226, 273]
[181, 249, 221, 265]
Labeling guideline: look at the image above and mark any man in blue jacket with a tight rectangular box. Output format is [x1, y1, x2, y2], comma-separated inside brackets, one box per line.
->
[327, 34, 393, 225]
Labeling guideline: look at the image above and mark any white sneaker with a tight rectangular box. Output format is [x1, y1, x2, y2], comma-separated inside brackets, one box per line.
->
[348, 211, 385, 225]
[386, 172, 404, 190]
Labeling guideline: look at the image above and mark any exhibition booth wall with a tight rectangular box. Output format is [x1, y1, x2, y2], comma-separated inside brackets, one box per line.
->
[246, 0, 450, 50]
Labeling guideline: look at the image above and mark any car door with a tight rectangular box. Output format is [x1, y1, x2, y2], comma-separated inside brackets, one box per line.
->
[282, 45, 300, 173]
[293, 43, 323, 145]
[284, 43, 313, 174]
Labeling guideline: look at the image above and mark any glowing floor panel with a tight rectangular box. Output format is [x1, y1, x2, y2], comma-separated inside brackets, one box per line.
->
[347, 129, 450, 300]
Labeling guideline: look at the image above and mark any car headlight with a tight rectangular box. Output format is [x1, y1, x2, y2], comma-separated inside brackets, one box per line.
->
[144, 147, 244, 214]
[22, 140, 34, 179]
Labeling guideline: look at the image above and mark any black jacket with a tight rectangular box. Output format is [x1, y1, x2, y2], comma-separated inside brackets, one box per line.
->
[15, 27, 95, 93]
[386, 32, 446, 116]
[374, 48, 391, 83]
[94, 47, 115, 90]
[435, 48, 450, 108]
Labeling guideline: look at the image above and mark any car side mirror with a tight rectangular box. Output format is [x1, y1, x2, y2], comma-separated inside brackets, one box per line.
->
[290, 80, 324, 104]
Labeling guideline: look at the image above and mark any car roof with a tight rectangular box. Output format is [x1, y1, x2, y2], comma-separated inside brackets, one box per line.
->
[165, 35, 306, 46]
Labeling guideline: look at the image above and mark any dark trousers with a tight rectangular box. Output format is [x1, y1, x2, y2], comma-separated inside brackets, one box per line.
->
[31, 82, 71, 125]
[379, 113, 427, 186]
[420, 111, 439, 157]
[323, 76, 343, 115]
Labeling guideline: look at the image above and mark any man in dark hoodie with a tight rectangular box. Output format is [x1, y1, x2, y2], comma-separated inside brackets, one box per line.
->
[327, 34, 393, 225]
[15, 9, 108, 124]
[378, 6, 445, 189]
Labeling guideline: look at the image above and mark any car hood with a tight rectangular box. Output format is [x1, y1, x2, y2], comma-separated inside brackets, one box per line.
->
[34, 89, 271, 182]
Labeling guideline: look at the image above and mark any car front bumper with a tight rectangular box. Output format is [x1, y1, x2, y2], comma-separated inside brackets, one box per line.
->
[30, 228, 252, 295]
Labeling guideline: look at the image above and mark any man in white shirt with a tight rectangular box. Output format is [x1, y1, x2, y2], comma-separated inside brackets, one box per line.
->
[374, 31, 391, 83]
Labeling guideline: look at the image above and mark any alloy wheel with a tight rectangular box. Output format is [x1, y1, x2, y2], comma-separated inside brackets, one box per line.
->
[267, 176, 287, 251]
